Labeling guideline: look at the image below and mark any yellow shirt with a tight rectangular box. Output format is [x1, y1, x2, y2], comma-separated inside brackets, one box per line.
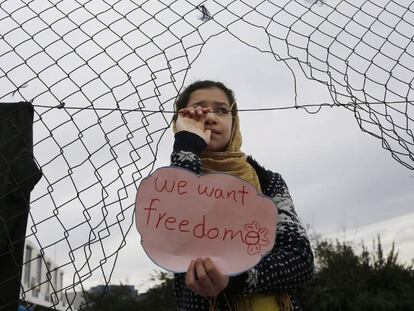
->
[239, 294, 280, 311]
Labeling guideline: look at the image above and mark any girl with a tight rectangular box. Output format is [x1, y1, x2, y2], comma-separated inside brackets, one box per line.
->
[171, 80, 314, 311]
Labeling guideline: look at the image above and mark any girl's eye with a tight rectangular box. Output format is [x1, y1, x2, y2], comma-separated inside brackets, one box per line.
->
[215, 108, 230, 114]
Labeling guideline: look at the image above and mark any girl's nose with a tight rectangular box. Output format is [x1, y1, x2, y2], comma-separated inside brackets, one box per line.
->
[205, 110, 217, 125]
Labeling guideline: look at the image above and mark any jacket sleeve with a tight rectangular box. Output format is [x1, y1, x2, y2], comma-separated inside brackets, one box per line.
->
[170, 131, 206, 174]
[225, 172, 314, 294]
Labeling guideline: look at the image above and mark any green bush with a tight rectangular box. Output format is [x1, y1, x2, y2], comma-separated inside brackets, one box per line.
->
[296, 236, 414, 311]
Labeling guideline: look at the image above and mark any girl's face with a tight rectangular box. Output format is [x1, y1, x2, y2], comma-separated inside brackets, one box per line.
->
[186, 87, 233, 151]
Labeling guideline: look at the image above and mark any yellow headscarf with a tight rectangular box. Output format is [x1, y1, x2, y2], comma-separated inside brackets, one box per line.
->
[200, 104, 261, 192]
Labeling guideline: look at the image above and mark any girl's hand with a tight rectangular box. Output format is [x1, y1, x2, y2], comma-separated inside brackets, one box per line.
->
[175, 106, 212, 145]
[185, 257, 229, 298]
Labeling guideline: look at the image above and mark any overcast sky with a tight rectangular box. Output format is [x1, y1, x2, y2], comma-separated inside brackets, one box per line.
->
[1, 0, 412, 297]
[122, 32, 414, 292]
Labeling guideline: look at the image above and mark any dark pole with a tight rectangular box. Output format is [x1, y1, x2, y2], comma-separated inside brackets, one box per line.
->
[0, 102, 42, 310]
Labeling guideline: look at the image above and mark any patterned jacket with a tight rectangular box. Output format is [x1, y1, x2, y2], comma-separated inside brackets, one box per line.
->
[171, 131, 314, 310]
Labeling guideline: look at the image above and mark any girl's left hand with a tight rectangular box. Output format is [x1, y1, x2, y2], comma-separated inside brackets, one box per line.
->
[185, 257, 229, 298]
[175, 106, 213, 145]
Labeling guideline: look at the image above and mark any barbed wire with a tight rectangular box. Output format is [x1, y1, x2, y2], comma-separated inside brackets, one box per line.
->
[0, 0, 413, 310]
[25, 99, 412, 115]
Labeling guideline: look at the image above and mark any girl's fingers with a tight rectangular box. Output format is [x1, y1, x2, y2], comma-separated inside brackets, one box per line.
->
[203, 258, 229, 291]
[185, 258, 228, 298]
[203, 107, 213, 113]
[185, 107, 195, 117]
[185, 260, 203, 294]
[196, 106, 211, 115]
[195, 257, 216, 297]
[195, 106, 203, 116]
[179, 107, 212, 119]
[178, 108, 190, 118]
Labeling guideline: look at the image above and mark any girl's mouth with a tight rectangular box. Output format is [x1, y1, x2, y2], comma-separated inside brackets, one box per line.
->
[208, 129, 220, 135]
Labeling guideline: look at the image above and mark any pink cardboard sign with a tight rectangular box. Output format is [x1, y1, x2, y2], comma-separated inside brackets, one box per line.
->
[135, 167, 278, 275]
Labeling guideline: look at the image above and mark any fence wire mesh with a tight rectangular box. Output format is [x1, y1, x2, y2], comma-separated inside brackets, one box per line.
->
[0, 0, 413, 309]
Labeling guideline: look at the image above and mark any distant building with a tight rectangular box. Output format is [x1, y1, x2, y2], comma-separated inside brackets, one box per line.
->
[20, 240, 67, 310]
[20, 240, 140, 310]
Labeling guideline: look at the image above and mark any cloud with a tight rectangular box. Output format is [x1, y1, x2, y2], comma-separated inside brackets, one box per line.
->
[324, 211, 414, 265]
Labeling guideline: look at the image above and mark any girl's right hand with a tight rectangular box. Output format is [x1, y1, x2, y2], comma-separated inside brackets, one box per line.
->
[175, 106, 212, 145]
[185, 257, 229, 298]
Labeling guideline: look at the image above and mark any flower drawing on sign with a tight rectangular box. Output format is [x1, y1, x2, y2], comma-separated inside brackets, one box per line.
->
[243, 221, 270, 255]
